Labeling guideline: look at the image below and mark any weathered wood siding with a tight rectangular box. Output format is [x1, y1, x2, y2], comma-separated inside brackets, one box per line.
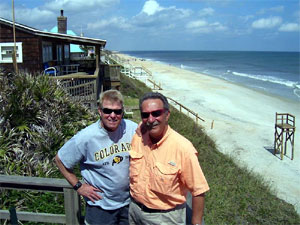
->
[0, 23, 42, 73]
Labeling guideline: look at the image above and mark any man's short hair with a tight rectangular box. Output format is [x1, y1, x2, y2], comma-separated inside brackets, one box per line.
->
[139, 92, 169, 111]
[98, 89, 124, 109]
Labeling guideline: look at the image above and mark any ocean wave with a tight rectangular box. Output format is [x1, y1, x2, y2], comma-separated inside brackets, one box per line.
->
[293, 83, 300, 98]
[231, 71, 297, 88]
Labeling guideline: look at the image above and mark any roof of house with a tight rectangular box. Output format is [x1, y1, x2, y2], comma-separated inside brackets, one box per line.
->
[0, 17, 106, 47]
[48, 26, 84, 53]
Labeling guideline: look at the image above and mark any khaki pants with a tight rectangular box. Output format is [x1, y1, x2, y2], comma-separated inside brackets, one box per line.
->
[129, 200, 186, 225]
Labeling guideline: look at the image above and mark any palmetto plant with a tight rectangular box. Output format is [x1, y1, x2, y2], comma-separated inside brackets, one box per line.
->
[0, 69, 98, 217]
[0, 69, 97, 177]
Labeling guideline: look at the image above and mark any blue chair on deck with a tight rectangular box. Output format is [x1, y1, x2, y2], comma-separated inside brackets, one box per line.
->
[43, 62, 59, 76]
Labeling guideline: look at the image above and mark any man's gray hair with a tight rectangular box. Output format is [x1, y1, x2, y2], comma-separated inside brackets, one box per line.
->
[98, 89, 124, 109]
[139, 92, 169, 111]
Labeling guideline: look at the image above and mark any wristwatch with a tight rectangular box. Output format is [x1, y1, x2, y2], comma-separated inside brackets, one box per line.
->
[73, 181, 82, 190]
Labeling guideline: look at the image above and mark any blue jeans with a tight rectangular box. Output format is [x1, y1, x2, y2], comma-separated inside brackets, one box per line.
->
[85, 204, 129, 225]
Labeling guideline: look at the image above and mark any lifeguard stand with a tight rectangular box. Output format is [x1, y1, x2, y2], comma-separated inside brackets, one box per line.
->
[274, 113, 296, 160]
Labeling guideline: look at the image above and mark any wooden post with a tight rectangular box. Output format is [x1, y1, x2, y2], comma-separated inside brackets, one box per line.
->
[211, 120, 214, 129]
[12, 0, 18, 73]
[95, 45, 101, 99]
[63, 188, 81, 225]
[9, 208, 18, 225]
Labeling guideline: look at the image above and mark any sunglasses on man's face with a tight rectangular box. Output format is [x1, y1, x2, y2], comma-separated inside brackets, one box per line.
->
[141, 109, 166, 119]
[101, 108, 123, 115]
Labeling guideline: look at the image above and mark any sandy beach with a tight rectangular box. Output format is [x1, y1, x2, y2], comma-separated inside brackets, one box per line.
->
[116, 53, 300, 214]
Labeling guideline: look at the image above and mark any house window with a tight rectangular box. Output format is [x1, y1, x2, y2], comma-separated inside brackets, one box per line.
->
[0, 42, 23, 63]
[57, 45, 62, 63]
[64, 44, 70, 59]
[42, 42, 53, 62]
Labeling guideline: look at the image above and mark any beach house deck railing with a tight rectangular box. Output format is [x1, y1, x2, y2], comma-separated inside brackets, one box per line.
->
[0, 175, 81, 225]
[51, 74, 98, 110]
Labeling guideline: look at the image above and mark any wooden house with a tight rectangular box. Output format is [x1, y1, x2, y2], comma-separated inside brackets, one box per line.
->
[0, 11, 122, 109]
[0, 10, 106, 76]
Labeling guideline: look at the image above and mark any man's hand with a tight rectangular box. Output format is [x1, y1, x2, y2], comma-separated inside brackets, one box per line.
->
[77, 183, 103, 203]
[136, 122, 148, 136]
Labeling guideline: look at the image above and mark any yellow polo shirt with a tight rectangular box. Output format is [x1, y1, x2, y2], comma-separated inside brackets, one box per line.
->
[129, 125, 209, 210]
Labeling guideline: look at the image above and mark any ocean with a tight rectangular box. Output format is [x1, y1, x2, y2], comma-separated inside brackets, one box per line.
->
[122, 51, 300, 102]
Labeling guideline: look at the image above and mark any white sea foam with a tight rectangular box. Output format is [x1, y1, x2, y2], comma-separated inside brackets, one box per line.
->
[231, 71, 297, 88]
[293, 83, 300, 98]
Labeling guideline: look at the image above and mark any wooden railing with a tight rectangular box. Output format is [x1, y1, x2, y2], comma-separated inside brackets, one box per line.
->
[0, 175, 81, 225]
[51, 74, 98, 110]
[147, 79, 162, 90]
[141, 66, 152, 76]
[167, 97, 205, 124]
[107, 54, 152, 78]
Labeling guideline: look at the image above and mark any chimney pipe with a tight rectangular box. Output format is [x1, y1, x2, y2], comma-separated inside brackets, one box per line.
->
[57, 9, 67, 34]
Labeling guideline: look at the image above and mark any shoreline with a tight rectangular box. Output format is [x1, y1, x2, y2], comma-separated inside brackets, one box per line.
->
[122, 52, 300, 103]
[116, 53, 300, 214]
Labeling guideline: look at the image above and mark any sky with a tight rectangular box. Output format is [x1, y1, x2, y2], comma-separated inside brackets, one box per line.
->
[0, 0, 299, 51]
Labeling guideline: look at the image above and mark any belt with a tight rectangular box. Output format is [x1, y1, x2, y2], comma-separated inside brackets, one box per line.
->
[132, 199, 166, 213]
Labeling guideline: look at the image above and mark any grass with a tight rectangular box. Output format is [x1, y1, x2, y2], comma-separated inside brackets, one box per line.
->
[124, 96, 139, 107]
[0, 71, 299, 224]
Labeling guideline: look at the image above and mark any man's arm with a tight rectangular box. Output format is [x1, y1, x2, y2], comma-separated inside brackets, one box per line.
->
[191, 193, 205, 225]
[55, 154, 103, 203]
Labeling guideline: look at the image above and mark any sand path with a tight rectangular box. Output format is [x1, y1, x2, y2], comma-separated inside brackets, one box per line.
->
[117, 53, 300, 214]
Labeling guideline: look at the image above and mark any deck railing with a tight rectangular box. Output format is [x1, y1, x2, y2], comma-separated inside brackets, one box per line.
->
[51, 74, 98, 110]
[0, 175, 81, 225]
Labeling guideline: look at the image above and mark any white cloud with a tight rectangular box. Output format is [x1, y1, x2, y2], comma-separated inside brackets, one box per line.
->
[186, 20, 227, 33]
[279, 23, 300, 32]
[257, 6, 284, 15]
[212, 22, 227, 31]
[142, 0, 162, 16]
[199, 8, 215, 17]
[0, 3, 55, 28]
[252, 16, 282, 29]
[15, 8, 55, 24]
[186, 20, 208, 29]
[240, 15, 255, 22]
[133, 2, 191, 30]
[87, 17, 132, 31]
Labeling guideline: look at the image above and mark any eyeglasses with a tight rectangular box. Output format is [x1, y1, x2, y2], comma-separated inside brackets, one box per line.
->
[141, 109, 165, 119]
[101, 108, 123, 115]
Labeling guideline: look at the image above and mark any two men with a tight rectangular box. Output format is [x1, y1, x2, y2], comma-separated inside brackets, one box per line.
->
[129, 92, 209, 225]
[55, 90, 137, 225]
[56, 89, 209, 225]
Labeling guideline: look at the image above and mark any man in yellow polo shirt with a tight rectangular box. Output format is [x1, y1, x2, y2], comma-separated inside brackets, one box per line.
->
[129, 92, 209, 225]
